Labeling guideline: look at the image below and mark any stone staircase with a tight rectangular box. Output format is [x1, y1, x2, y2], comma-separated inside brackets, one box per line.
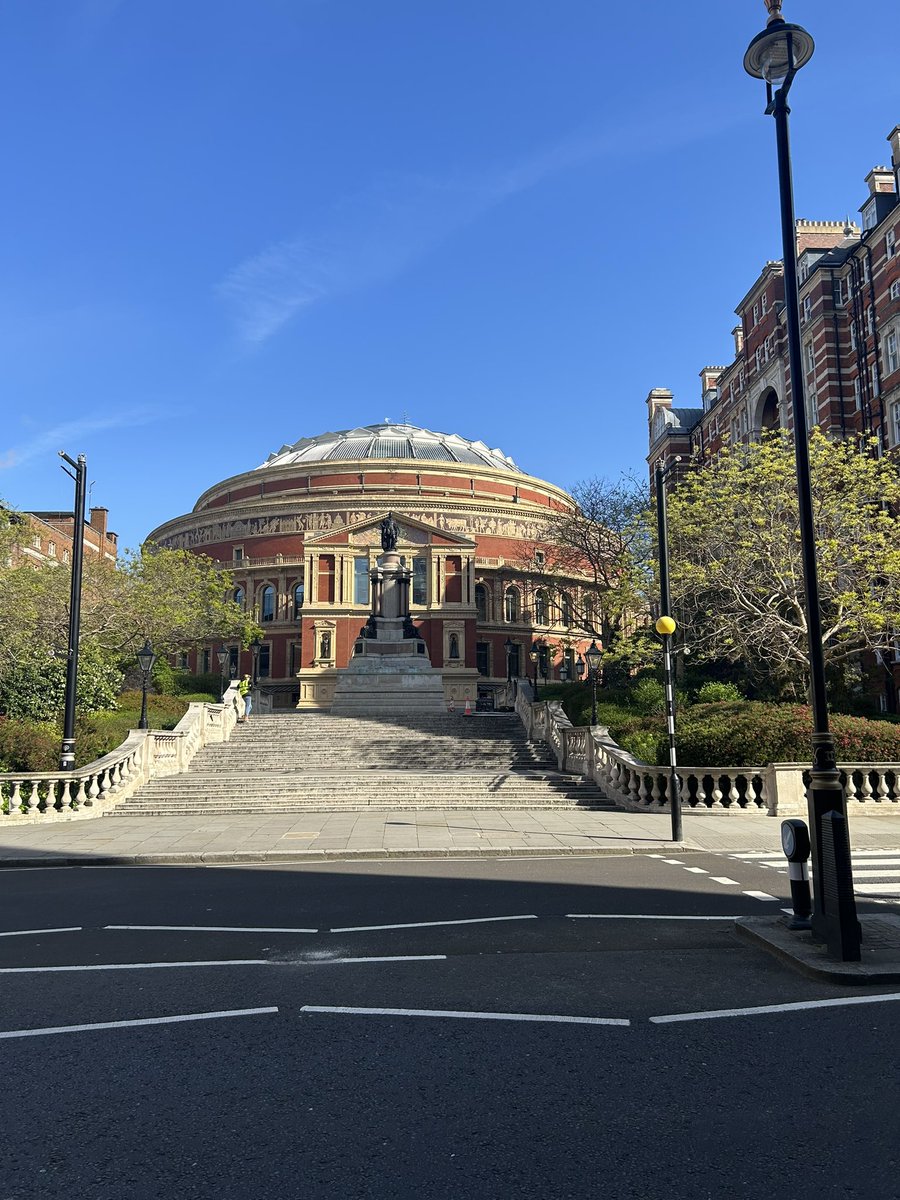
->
[111, 712, 614, 815]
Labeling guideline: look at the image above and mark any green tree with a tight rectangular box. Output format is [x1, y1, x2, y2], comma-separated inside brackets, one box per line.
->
[665, 431, 900, 693]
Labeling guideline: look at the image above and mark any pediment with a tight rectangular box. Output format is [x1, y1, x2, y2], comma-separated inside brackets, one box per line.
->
[304, 511, 475, 549]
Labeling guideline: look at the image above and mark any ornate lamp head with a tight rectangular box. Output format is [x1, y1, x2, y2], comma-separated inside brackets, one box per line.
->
[744, 1, 814, 86]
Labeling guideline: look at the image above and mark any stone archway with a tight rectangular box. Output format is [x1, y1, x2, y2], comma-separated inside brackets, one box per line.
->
[757, 387, 780, 433]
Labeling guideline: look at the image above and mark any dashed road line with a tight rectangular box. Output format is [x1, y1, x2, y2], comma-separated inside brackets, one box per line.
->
[650, 992, 900, 1025]
[105, 924, 319, 934]
[0, 1007, 279, 1041]
[567, 913, 741, 921]
[683, 867, 708, 874]
[742, 891, 779, 902]
[0, 959, 268, 974]
[301, 1005, 631, 1027]
[322, 955, 447, 965]
[709, 877, 741, 886]
[0, 927, 82, 938]
[330, 914, 538, 933]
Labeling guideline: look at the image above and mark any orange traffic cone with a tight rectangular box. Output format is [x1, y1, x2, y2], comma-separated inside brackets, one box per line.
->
[464, 695, 472, 717]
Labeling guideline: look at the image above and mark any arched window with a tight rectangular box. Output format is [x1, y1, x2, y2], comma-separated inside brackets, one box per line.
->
[475, 584, 489, 623]
[504, 587, 520, 623]
[583, 594, 595, 633]
[233, 587, 244, 608]
[534, 590, 547, 626]
[560, 592, 573, 626]
[292, 583, 304, 619]
[260, 585, 275, 623]
[449, 633, 460, 659]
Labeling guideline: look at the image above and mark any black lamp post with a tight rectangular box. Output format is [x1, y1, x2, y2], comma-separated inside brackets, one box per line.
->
[217, 644, 228, 699]
[559, 660, 570, 684]
[136, 639, 157, 731]
[584, 639, 602, 727]
[744, 0, 860, 960]
[529, 640, 542, 699]
[58, 451, 87, 771]
[654, 457, 683, 843]
[504, 636, 514, 682]
[250, 636, 262, 687]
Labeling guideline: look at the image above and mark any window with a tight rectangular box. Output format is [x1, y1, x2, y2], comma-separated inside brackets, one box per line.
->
[177, 651, 189, 670]
[805, 341, 815, 376]
[752, 303, 759, 325]
[886, 328, 899, 375]
[863, 256, 871, 284]
[872, 362, 881, 397]
[891, 281, 900, 301]
[738, 368, 745, 391]
[62, 549, 70, 563]
[353, 556, 369, 606]
[48, 542, 56, 557]
[761, 290, 768, 315]
[534, 549, 545, 567]
[258, 644, 271, 678]
[868, 305, 876, 337]
[504, 587, 520, 623]
[853, 376, 862, 410]
[228, 646, 239, 676]
[412, 556, 427, 605]
[888, 228, 897, 259]
[802, 296, 812, 323]
[475, 584, 489, 622]
[834, 280, 845, 308]
[260, 584, 275, 623]
[851, 322, 858, 351]
[476, 642, 490, 677]
[32, 535, 41, 550]
[292, 583, 304, 619]
[233, 547, 244, 563]
[201, 648, 211, 673]
[863, 201, 877, 232]
[892, 401, 900, 448]
[560, 593, 573, 626]
[806, 389, 817, 427]
[233, 587, 245, 608]
[508, 643, 521, 678]
[534, 589, 547, 626]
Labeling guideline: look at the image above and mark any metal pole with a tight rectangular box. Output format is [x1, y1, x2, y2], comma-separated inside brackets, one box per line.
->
[662, 634, 682, 843]
[59, 453, 87, 771]
[590, 672, 598, 726]
[139, 671, 149, 730]
[770, 82, 858, 953]
[655, 462, 682, 841]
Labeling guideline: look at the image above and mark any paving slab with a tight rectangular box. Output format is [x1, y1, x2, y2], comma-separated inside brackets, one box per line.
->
[736, 913, 900, 984]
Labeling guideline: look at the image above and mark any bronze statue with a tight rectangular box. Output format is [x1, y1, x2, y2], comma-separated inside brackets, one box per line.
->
[380, 512, 400, 552]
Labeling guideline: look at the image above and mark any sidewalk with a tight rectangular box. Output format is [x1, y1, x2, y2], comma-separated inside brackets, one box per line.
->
[2, 808, 900, 866]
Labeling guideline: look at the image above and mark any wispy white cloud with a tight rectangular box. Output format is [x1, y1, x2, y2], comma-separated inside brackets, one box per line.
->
[218, 102, 740, 347]
[0, 409, 162, 472]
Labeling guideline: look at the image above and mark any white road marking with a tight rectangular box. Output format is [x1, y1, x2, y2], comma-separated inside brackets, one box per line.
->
[849, 870, 900, 879]
[567, 913, 741, 921]
[660, 859, 684, 865]
[709, 877, 741, 886]
[104, 924, 319, 934]
[301, 1005, 631, 1027]
[743, 891, 779, 902]
[855, 883, 900, 895]
[0, 959, 268, 974]
[0, 1007, 279, 1041]
[0, 927, 82, 938]
[330, 914, 538, 933]
[682, 867, 708, 874]
[650, 992, 900, 1025]
[323, 955, 447, 965]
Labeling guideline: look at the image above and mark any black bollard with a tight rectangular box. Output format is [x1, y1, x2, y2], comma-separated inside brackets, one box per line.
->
[781, 819, 812, 930]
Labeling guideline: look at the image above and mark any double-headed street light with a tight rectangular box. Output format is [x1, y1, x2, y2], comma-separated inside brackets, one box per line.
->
[744, 0, 860, 960]
[136, 639, 157, 731]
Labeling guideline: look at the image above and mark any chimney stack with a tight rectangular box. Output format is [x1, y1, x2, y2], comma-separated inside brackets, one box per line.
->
[865, 166, 895, 196]
[732, 325, 745, 356]
[89, 507, 108, 538]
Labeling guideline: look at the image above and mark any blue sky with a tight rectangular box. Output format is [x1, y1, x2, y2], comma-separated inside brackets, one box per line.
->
[1, 0, 898, 550]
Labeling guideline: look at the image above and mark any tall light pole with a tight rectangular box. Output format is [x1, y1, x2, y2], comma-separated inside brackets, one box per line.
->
[744, 0, 860, 960]
[58, 452, 87, 771]
[504, 636, 514, 682]
[217, 643, 229, 699]
[251, 636, 262, 687]
[654, 458, 683, 843]
[530, 640, 543, 699]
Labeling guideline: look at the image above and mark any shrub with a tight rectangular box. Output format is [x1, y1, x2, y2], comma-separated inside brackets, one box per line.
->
[695, 681, 745, 705]
[630, 678, 666, 716]
[0, 718, 61, 772]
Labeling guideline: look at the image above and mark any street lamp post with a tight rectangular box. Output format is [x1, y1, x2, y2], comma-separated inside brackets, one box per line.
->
[136, 640, 157, 731]
[58, 452, 87, 771]
[584, 639, 602, 726]
[654, 458, 683, 843]
[217, 644, 229, 699]
[529, 640, 543, 699]
[744, 0, 860, 960]
[250, 636, 262, 687]
[504, 636, 514, 683]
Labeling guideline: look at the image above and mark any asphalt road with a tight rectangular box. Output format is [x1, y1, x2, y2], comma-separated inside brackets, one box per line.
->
[3, 854, 899, 1199]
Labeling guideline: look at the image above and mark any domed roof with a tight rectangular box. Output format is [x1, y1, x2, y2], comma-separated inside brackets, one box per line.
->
[257, 423, 522, 474]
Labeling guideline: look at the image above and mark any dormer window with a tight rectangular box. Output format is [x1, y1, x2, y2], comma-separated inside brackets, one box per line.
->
[863, 200, 878, 232]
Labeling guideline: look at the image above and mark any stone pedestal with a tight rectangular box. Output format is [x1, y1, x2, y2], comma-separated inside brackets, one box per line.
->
[330, 549, 447, 715]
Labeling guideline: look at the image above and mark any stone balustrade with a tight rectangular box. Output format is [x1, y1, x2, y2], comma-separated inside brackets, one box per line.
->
[513, 681, 900, 816]
[0, 687, 240, 824]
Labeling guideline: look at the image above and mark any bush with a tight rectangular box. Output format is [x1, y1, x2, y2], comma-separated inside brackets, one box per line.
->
[0, 718, 61, 772]
[0, 644, 123, 722]
[630, 678, 666, 716]
[695, 681, 745, 705]
[673, 702, 900, 768]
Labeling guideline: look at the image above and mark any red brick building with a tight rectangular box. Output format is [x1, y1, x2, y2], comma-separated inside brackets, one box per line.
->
[7, 507, 117, 569]
[146, 423, 598, 708]
[649, 124, 900, 477]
